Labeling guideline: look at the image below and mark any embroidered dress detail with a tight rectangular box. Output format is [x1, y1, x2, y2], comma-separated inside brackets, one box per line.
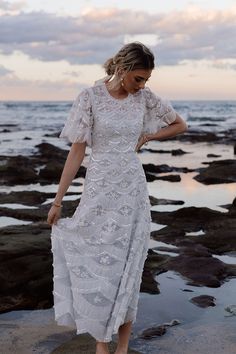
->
[51, 82, 177, 342]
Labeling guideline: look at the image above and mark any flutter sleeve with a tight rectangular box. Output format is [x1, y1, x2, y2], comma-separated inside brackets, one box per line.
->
[141, 87, 177, 135]
[59, 88, 93, 147]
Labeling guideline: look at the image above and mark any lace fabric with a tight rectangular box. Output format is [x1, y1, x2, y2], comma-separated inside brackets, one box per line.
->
[59, 83, 177, 149]
[51, 82, 178, 342]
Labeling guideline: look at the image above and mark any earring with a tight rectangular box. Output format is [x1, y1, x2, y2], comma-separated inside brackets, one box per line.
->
[120, 77, 124, 87]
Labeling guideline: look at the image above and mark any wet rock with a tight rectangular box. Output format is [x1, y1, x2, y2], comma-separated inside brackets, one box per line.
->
[167, 255, 228, 287]
[175, 131, 220, 143]
[144, 148, 190, 155]
[149, 201, 236, 287]
[190, 295, 216, 308]
[35, 142, 68, 160]
[171, 149, 190, 156]
[207, 153, 221, 158]
[194, 159, 236, 184]
[0, 222, 53, 313]
[0, 191, 77, 206]
[140, 325, 166, 338]
[139, 319, 180, 339]
[146, 173, 181, 182]
[0, 199, 81, 222]
[163, 319, 181, 327]
[224, 305, 236, 317]
[151, 206, 224, 229]
[38, 160, 66, 183]
[141, 268, 160, 294]
[144, 163, 194, 174]
[0, 143, 87, 185]
[149, 196, 184, 206]
[43, 131, 61, 138]
[0, 155, 38, 185]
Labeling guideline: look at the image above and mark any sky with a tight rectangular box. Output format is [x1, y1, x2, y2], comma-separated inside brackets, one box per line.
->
[0, 0, 236, 100]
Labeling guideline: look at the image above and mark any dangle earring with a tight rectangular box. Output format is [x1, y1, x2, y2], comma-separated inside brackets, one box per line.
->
[120, 77, 124, 87]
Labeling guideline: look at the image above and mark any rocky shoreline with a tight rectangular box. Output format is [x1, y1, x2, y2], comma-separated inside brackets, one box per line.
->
[0, 140, 236, 309]
[0, 135, 236, 352]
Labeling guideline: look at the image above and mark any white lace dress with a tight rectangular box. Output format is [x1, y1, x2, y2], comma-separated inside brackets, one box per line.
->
[51, 82, 177, 342]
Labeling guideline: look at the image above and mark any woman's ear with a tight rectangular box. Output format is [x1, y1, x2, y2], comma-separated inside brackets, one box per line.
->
[117, 67, 124, 77]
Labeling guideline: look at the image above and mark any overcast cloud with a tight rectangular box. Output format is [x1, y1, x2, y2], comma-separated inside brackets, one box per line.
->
[0, 5, 236, 67]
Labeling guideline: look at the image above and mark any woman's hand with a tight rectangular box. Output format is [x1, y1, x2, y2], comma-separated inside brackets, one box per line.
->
[135, 134, 150, 152]
[47, 205, 62, 226]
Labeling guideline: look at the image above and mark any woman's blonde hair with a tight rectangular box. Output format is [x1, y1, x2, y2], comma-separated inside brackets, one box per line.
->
[94, 42, 155, 86]
[103, 42, 155, 76]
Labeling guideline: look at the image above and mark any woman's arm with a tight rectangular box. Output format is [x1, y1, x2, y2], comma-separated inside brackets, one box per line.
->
[47, 142, 87, 225]
[54, 141, 87, 204]
[136, 113, 187, 151]
[147, 113, 188, 141]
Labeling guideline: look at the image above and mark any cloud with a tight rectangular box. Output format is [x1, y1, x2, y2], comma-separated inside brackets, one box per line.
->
[0, 7, 236, 67]
[0, 64, 13, 76]
[211, 59, 236, 71]
[0, 73, 86, 90]
[0, 0, 27, 13]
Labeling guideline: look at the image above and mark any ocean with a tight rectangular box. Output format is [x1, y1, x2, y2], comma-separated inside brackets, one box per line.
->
[0, 100, 236, 156]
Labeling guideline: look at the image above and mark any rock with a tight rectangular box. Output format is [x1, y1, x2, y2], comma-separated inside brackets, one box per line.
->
[143, 163, 194, 174]
[149, 196, 184, 206]
[175, 131, 220, 143]
[190, 295, 216, 308]
[139, 319, 180, 339]
[224, 305, 236, 317]
[167, 255, 228, 287]
[149, 201, 236, 287]
[0, 191, 78, 206]
[171, 149, 190, 156]
[207, 153, 221, 158]
[194, 159, 236, 184]
[163, 319, 181, 327]
[140, 325, 166, 338]
[0, 222, 53, 313]
[0, 155, 38, 185]
[0, 143, 87, 185]
[144, 148, 190, 155]
[151, 206, 224, 228]
[0, 199, 81, 222]
[35, 142, 68, 160]
[146, 173, 181, 182]
[140, 268, 160, 294]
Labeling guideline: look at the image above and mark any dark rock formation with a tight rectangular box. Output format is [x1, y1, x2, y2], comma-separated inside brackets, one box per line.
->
[190, 295, 216, 308]
[194, 159, 236, 184]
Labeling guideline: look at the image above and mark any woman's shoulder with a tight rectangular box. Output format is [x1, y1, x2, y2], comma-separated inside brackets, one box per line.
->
[141, 86, 162, 107]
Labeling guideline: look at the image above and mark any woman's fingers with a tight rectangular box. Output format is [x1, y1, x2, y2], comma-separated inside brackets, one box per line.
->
[47, 207, 61, 226]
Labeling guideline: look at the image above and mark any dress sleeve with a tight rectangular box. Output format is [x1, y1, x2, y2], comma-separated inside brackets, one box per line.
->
[59, 88, 93, 147]
[142, 87, 177, 135]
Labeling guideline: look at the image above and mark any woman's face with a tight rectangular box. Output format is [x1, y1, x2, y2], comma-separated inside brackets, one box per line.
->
[122, 68, 152, 94]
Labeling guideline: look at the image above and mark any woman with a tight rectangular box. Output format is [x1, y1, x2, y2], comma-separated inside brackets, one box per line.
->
[47, 42, 187, 354]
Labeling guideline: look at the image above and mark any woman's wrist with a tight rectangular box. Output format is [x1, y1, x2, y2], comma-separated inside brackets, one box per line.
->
[52, 198, 63, 208]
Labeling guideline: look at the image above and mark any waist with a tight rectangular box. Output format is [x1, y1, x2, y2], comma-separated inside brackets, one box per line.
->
[91, 150, 137, 154]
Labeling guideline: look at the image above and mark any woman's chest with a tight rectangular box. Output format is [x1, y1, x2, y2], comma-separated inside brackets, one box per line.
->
[92, 93, 145, 136]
